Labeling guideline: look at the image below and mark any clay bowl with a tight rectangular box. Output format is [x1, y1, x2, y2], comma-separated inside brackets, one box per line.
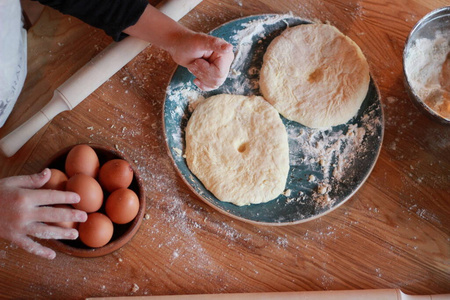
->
[43, 144, 145, 258]
[403, 6, 450, 125]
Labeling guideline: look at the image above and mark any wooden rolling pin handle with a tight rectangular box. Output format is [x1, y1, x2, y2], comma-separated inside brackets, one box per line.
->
[57, 37, 150, 108]
[0, 0, 203, 157]
[0, 90, 71, 157]
[86, 289, 450, 300]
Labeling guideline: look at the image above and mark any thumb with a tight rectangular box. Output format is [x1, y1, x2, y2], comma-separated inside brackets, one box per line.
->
[12, 168, 51, 189]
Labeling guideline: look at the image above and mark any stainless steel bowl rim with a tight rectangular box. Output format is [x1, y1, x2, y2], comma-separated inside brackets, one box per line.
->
[402, 6, 450, 125]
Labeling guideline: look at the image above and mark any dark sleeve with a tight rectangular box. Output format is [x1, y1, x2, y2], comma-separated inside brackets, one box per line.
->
[33, 0, 148, 41]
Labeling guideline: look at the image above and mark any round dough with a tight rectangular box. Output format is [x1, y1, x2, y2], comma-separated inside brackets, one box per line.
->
[185, 94, 289, 206]
[260, 24, 370, 128]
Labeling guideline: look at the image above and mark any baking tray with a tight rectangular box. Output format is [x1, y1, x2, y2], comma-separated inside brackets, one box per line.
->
[163, 14, 384, 225]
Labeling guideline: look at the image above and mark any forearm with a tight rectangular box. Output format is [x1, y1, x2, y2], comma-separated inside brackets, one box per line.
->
[123, 4, 192, 54]
[123, 3, 234, 91]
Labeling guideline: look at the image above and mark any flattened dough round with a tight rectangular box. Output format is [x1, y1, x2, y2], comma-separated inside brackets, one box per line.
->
[260, 24, 370, 128]
[185, 94, 289, 206]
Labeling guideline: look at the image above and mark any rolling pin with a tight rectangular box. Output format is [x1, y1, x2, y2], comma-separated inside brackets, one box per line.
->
[0, 0, 203, 157]
[87, 290, 450, 300]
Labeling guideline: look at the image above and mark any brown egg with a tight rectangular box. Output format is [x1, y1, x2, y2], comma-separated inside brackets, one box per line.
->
[98, 159, 133, 192]
[46, 204, 78, 230]
[65, 144, 100, 178]
[105, 188, 139, 224]
[66, 173, 103, 213]
[42, 169, 68, 191]
[78, 213, 113, 248]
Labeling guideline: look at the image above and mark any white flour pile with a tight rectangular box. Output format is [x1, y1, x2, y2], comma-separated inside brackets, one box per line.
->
[286, 104, 381, 209]
[405, 30, 450, 119]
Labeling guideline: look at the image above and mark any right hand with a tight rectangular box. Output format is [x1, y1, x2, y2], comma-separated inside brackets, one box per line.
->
[168, 31, 234, 91]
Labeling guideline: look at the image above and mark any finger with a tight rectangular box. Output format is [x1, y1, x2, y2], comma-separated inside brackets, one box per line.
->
[14, 235, 56, 260]
[206, 35, 233, 54]
[194, 51, 234, 91]
[200, 50, 214, 60]
[5, 169, 51, 189]
[193, 78, 215, 92]
[189, 59, 223, 90]
[31, 189, 81, 206]
[211, 50, 235, 78]
[33, 205, 87, 223]
[28, 223, 79, 240]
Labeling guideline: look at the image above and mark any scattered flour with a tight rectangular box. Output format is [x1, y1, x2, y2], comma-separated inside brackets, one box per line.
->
[4, 9, 438, 297]
[287, 104, 381, 208]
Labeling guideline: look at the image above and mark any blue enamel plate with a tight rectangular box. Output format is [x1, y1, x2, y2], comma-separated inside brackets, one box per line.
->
[163, 14, 384, 225]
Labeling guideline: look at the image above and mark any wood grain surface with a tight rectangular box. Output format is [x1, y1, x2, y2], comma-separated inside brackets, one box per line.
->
[1, 0, 449, 299]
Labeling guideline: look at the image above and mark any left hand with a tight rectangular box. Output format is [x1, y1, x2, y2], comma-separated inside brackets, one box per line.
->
[0, 169, 87, 259]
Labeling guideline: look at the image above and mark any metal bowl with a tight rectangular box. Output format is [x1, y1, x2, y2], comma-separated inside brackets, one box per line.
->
[403, 6, 450, 125]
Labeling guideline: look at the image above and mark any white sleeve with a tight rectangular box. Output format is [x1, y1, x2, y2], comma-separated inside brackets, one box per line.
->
[0, 0, 27, 127]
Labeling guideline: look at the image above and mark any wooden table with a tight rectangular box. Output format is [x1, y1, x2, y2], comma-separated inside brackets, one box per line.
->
[1, 0, 449, 299]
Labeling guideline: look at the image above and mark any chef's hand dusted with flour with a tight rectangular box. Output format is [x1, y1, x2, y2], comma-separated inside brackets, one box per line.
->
[124, 4, 234, 91]
[0, 169, 87, 260]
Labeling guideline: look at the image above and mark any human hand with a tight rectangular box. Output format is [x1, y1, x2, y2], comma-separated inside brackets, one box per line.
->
[122, 5, 234, 91]
[169, 31, 234, 91]
[0, 169, 87, 259]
